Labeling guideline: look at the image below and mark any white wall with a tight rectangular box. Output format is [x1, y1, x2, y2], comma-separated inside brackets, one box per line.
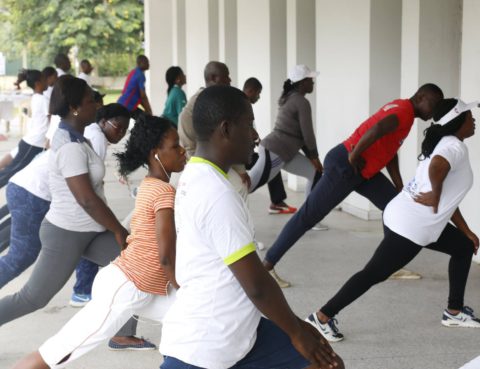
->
[460, 0, 480, 233]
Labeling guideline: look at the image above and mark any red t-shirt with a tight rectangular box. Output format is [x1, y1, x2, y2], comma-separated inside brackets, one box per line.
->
[343, 99, 415, 179]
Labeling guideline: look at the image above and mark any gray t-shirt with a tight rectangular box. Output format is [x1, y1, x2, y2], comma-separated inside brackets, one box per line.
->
[261, 91, 318, 162]
[45, 126, 106, 232]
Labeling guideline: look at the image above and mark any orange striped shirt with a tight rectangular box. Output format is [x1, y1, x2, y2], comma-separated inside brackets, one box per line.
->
[114, 177, 175, 295]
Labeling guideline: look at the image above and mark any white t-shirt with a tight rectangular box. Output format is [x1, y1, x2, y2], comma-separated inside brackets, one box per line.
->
[384, 136, 473, 246]
[8, 127, 107, 204]
[46, 115, 60, 142]
[160, 158, 260, 369]
[23, 93, 49, 148]
[45, 126, 106, 232]
[78, 72, 91, 86]
[84, 123, 108, 161]
[43, 86, 53, 101]
[9, 151, 50, 201]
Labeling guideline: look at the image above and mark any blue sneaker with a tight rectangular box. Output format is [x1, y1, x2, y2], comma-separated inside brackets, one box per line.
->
[69, 293, 92, 308]
[108, 337, 156, 351]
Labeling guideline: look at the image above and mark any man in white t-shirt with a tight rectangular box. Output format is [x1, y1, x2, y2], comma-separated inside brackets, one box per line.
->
[159, 85, 343, 369]
[78, 59, 93, 86]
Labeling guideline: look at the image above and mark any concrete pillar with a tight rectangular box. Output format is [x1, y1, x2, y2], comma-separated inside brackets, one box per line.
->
[237, 0, 286, 139]
[184, 0, 219, 96]
[315, 0, 401, 220]
[219, 0, 238, 86]
[399, 0, 462, 181]
[460, 0, 480, 233]
[286, 0, 316, 192]
[144, 0, 174, 115]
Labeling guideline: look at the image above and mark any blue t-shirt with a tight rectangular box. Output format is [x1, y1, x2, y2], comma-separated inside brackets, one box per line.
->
[162, 85, 187, 126]
[118, 67, 146, 112]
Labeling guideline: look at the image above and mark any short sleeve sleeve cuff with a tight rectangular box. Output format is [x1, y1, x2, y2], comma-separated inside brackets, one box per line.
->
[223, 242, 256, 265]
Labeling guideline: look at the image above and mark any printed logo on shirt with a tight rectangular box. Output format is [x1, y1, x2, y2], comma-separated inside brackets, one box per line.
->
[383, 104, 399, 112]
[403, 178, 419, 198]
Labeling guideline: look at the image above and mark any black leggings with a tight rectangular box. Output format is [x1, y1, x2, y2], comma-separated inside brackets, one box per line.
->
[321, 224, 474, 317]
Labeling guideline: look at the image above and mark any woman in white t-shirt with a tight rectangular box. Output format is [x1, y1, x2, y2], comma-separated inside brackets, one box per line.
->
[0, 76, 154, 350]
[0, 103, 130, 290]
[0, 69, 48, 188]
[305, 98, 480, 342]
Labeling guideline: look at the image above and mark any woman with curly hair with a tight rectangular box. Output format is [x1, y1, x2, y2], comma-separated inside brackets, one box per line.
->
[13, 113, 186, 369]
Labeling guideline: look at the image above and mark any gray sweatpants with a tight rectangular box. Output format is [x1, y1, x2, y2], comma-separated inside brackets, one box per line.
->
[0, 219, 137, 336]
[248, 145, 317, 198]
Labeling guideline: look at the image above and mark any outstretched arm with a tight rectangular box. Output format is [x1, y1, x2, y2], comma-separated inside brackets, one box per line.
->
[229, 253, 342, 368]
[348, 114, 399, 173]
[385, 154, 403, 192]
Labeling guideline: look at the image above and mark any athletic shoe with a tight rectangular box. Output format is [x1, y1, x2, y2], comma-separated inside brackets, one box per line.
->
[311, 222, 329, 231]
[269, 269, 291, 288]
[69, 293, 92, 308]
[268, 203, 297, 214]
[305, 312, 344, 342]
[108, 337, 156, 351]
[442, 306, 480, 328]
[255, 241, 266, 251]
[388, 268, 422, 280]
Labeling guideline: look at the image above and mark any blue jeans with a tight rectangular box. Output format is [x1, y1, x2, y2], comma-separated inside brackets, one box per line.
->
[73, 258, 99, 295]
[0, 204, 11, 253]
[0, 183, 50, 289]
[265, 143, 398, 266]
[161, 318, 310, 369]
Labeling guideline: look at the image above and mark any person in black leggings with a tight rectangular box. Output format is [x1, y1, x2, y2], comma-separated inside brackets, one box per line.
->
[305, 98, 480, 343]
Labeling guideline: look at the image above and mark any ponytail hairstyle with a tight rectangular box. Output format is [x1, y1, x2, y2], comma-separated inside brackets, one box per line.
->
[14, 69, 42, 90]
[165, 66, 184, 95]
[95, 103, 130, 124]
[419, 98, 467, 160]
[278, 78, 301, 106]
[115, 114, 173, 177]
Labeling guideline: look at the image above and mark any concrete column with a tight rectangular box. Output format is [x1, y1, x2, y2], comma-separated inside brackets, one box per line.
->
[286, 0, 316, 192]
[315, 0, 402, 220]
[144, 0, 174, 115]
[219, 0, 238, 86]
[172, 0, 187, 69]
[237, 0, 286, 140]
[460, 0, 480, 233]
[399, 0, 462, 181]
[184, 0, 219, 96]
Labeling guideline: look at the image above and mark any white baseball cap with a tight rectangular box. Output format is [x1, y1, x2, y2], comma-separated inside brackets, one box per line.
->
[435, 99, 479, 126]
[288, 65, 319, 83]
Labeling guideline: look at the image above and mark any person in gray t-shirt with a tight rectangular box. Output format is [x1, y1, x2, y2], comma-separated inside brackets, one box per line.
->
[248, 65, 323, 199]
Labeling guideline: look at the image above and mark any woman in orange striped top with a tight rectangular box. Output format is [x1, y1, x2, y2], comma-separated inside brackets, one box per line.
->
[14, 115, 186, 369]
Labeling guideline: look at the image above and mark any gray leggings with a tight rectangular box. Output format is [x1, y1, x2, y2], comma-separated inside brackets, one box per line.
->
[0, 219, 137, 336]
[248, 146, 317, 198]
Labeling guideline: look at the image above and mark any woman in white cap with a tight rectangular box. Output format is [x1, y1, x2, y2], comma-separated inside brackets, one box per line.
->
[305, 98, 480, 343]
[248, 65, 323, 200]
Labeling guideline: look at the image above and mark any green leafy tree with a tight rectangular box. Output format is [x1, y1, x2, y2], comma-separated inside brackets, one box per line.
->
[2, 0, 144, 64]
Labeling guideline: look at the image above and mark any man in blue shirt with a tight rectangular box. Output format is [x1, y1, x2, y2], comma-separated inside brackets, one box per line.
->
[118, 55, 153, 118]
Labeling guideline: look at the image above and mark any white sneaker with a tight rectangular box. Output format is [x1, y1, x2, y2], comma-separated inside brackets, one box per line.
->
[269, 269, 291, 288]
[442, 306, 480, 328]
[305, 312, 344, 342]
[255, 241, 266, 251]
[312, 222, 329, 231]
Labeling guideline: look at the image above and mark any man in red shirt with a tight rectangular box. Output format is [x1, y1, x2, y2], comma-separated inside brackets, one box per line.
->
[263, 83, 444, 288]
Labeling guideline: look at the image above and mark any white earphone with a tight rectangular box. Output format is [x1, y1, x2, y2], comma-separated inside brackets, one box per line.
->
[155, 153, 170, 180]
